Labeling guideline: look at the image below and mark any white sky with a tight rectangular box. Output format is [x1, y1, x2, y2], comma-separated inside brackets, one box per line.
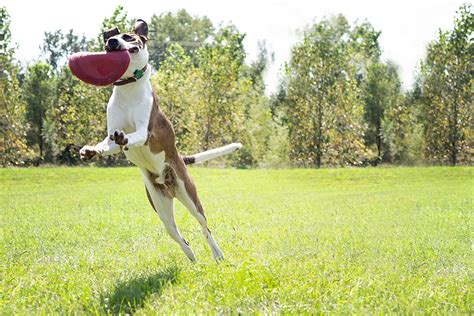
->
[3, 0, 469, 94]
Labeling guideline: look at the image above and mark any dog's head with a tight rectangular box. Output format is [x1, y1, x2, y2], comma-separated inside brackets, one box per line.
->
[103, 19, 149, 79]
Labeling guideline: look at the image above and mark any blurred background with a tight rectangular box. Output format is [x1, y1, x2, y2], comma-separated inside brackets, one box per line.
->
[1, 0, 472, 167]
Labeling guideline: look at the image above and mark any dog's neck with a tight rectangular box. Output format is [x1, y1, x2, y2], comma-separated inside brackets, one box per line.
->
[114, 64, 148, 86]
[112, 64, 152, 99]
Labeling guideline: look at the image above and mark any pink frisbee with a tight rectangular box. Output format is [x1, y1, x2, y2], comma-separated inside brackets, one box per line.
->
[68, 50, 130, 86]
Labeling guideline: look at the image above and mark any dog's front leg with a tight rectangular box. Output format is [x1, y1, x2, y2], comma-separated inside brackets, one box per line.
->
[79, 136, 121, 160]
[111, 123, 148, 149]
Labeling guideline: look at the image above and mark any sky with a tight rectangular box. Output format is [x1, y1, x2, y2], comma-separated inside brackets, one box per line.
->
[3, 0, 469, 94]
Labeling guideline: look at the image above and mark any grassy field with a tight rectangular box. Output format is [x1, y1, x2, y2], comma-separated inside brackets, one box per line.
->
[1, 166, 472, 314]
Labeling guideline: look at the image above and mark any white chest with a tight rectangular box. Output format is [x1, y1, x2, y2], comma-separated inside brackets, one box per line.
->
[106, 74, 162, 174]
[107, 76, 153, 132]
[125, 146, 165, 175]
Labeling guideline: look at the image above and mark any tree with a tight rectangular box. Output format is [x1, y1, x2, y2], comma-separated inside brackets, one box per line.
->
[361, 61, 402, 160]
[282, 15, 370, 167]
[196, 26, 249, 151]
[89, 5, 131, 52]
[148, 9, 214, 68]
[41, 29, 87, 71]
[247, 40, 274, 89]
[382, 81, 424, 164]
[152, 44, 202, 154]
[237, 41, 288, 167]
[51, 6, 131, 165]
[0, 6, 32, 165]
[46, 67, 110, 164]
[23, 63, 55, 160]
[349, 20, 382, 84]
[420, 4, 473, 165]
[151, 24, 282, 167]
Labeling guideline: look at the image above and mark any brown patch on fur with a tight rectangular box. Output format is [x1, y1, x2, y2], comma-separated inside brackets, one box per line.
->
[146, 93, 207, 218]
[181, 172, 206, 219]
[121, 33, 146, 48]
[133, 19, 148, 43]
[103, 27, 120, 43]
[145, 94, 176, 155]
[148, 165, 178, 199]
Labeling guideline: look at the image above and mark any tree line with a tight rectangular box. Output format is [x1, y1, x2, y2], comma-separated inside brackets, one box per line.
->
[0, 4, 472, 167]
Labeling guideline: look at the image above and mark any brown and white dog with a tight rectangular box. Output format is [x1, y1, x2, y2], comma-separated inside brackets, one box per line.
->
[79, 19, 242, 261]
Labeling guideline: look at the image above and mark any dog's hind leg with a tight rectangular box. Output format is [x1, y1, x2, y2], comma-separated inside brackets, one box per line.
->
[141, 168, 197, 262]
[176, 179, 224, 261]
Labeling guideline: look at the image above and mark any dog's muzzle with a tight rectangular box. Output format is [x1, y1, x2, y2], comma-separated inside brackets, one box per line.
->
[128, 46, 139, 53]
[105, 38, 120, 52]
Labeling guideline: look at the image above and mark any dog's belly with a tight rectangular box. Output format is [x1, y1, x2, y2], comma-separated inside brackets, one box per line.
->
[125, 145, 165, 175]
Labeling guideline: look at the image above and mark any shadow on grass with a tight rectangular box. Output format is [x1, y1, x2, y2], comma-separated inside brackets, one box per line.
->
[103, 265, 180, 314]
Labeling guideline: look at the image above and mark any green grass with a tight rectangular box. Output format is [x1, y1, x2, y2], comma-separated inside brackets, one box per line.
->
[1, 166, 472, 314]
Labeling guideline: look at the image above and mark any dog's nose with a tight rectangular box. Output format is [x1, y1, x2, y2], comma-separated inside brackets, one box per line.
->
[105, 38, 120, 51]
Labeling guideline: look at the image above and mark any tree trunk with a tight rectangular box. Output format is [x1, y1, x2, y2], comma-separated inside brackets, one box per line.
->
[204, 94, 212, 151]
[315, 147, 321, 168]
[376, 121, 382, 159]
[204, 120, 211, 151]
[450, 102, 458, 166]
[39, 118, 43, 159]
[39, 138, 43, 159]
[315, 101, 323, 169]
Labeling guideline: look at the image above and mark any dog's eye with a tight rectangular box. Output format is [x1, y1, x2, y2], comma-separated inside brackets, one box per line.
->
[122, 34, 135, 42]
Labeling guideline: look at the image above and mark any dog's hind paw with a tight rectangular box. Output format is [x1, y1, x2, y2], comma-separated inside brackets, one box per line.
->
[110, 130, 128, 147]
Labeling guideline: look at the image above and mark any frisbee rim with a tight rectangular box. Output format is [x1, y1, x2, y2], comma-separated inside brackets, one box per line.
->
[68, 50, 131, 86]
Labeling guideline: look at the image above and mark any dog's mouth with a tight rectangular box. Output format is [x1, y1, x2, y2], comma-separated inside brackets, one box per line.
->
[128, 46, 140, 54]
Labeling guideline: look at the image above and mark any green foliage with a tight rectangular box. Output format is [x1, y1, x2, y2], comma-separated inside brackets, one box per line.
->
[38, 7, 131, 165]
[0, 7, 32, 165]
[48, 67, 109, 161]
[1, 5, 472, 167]
[0, 69, 32, 166]
[361, 61, 403, 160]
[41, 29, 87, 71]
[148, 9, 214, 69]
[246, 40, 274, 90]
[23, 63, 55, 160]
[349, 20, 382, 82]
[0, 6, 15, 68]
[196, 26, 248, 151]
[281, 15, 371, 167]
[237, 100, 290, 167]
[2, 167, 472, 313]
[152, 27, 286, 167]
[152, 44, 201, 154]
[101, 5, 130, 32]
[419, 3, 473, 165]
[382, 85, 424, 164]
[89, 6, 131, 52]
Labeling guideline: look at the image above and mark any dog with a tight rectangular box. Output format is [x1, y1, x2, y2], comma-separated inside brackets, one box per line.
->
[79, 19, 242, 261]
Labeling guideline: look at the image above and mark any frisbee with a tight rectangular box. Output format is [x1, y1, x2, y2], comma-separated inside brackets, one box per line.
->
[68, 50, 131, 86]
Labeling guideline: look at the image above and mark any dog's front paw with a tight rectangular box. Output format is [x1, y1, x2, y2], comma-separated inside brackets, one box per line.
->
[110, 130, 128, 147]
[79, 145, 99, 161]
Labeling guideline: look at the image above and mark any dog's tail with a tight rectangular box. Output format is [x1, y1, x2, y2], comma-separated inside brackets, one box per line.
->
[182, 143, 243, 165]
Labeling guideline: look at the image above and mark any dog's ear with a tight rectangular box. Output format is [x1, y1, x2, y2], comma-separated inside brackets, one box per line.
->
[133, 19, 148, 43]
[103, 27, 120, 43]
